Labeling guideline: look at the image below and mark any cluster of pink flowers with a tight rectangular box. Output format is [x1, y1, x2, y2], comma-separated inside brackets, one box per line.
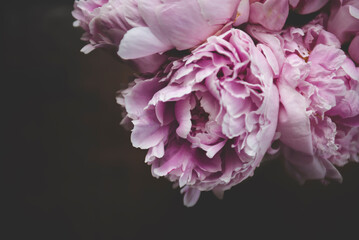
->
[73, 0, 359, 206]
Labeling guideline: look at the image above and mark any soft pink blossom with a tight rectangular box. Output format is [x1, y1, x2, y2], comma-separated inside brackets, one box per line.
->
[118, 0, 247, 60]
[72, 0, 166, 73]
[248, 22, 359, 184]
[118, 29, 279, 206]
[327, 0, 359, 64]
[72, 0, 249, 73]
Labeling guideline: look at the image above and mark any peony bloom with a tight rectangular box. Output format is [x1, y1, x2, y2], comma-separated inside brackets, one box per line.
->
[327, 0, 359, 64]
[118, 0, 248, 60]
[72, 0, 167, 73]
[72, 0, 140, 53]
[248, 21, 359, 184]
[72, 0, 249, 73]
[118, 29, 279, 206]
[248, 0, 329, 31]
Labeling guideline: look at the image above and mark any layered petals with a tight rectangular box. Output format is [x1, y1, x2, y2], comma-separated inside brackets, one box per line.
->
[118, 29, 279, 206]
[72, 0, 166, 73]
[249, 20, 359, 183]
[119, 0, 246, 59]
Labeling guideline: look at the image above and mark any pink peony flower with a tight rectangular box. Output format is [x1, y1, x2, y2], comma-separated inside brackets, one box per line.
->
[118, 0, 248, 60]
[72, 0, 167, 73]
[248, 0, 329, 31]
[72, 0, 137, 52]
[72, 0, 249, 73]
[327, 0, 359, 64]
[248, 21, 359, 184]
[118, 29, 279, 206]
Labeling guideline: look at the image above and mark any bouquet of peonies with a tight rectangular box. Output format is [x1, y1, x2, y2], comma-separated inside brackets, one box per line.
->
[72, 0, 359, 206]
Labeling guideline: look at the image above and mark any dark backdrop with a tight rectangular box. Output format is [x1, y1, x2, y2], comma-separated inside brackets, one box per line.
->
[3, 1, 359, 239]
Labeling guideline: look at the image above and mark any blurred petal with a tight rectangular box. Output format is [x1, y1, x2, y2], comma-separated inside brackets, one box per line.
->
[328, 3, 359, 43]
[290, 0, 329, 14]
[349, 34, 359, 64]
[182, 187, 201, 207]
[283, 146, 342, 184]
[131, 53, 167, 73]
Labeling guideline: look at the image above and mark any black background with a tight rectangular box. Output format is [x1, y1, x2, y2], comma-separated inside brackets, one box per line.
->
[3, 1, 359, 239]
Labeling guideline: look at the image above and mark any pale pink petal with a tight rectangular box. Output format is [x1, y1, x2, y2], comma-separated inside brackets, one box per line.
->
[175, 98, 192, 139]
[181, 187, 201, 207]
[118, 27, 171, 59]
[234, 0, 250, 26]
[123, 78, 165, 118]
[328, 90, 359, 118]
[249, 0, 289, 31]
[278, 83, 314, 155]
[131, 111, 169, 149]
[138, 0, 240, 50]
[257, 44, 280, 77]
[197, 0, 241, 25]
[145, 142, 165, 163]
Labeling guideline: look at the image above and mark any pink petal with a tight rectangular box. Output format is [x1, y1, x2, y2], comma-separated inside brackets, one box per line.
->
[123, 78, 165, 118]
[131, 53, 167, 74]
[145, 142, 165, 163]
[283, 146, 342, 184]
[349, 35, 359, 64]
[234, 0, 250, 26]
[118, 27, 171, 59]
[201, 140, 227, 159]
[175, 98, 192, 139]
[181, 187, 201, 207]
[328, 4, 359, 43]
[249, 0, 289, 31]
[155, 101, 175, 126]
[197, 0, 240, 25]
[278, 82, 314, 155]
[257, 44, 280, 77]
[328, 90, 359, 118]
[131, 111, 169, 149]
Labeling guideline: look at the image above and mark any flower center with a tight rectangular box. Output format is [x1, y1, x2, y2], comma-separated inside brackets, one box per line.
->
[298, 51, 310, 62]
[190, 95, 209, 136]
